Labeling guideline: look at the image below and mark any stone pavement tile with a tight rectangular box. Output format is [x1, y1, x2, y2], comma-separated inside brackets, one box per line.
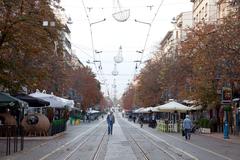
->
[104, 119, 137, 160]
[105, 153, 137, 160]
[201, 133, 240, 144]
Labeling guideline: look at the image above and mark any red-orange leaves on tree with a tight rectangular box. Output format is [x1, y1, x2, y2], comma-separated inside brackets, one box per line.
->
[0, 0, 64, 93]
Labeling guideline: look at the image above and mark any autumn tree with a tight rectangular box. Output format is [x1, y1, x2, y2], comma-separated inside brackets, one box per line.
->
[178, 10, 240, 107]
[129, 9, 240, 110]
[121, 84, 135, 110]
[68, 66, 102, 111]
[0, 0, 66, 94]
[134, 59, 162, 107]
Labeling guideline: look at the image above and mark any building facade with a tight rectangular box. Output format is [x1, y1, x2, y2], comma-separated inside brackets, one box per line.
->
[191, 0, 218, 24]
[217, 0, 239, 20]
[174, 11, 193, 43]
[160, 11, 193, 58]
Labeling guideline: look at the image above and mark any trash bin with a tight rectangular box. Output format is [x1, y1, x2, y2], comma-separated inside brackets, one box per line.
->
[75, 119, 80, 125]
[70, 117, 74, 125]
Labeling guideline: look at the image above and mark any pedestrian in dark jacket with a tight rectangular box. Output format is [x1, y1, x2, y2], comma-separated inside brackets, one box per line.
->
[139, 114, 144, 128]
[107, 111, 115, 135]
[133, 116, 136, 123]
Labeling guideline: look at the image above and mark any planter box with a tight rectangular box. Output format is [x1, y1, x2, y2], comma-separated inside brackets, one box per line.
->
[200, 128, 211, 134]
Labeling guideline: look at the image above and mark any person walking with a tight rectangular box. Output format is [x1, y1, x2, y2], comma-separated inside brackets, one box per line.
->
[133, 116, 136, 123]
[138, 114, 144, 128]
[107, 111, 115, 135]
[183, 115, 193, 140]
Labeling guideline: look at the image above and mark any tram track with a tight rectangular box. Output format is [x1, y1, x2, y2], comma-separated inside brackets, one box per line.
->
[63, 125, 108, 160]
[63, 129, 108, 160]
[135, 128, 197, 160]
[127, 133, 150, 160]
[91, 129, 108, 160]
[124, 127, 176, 160]
[120, 119, 195, 160]
[134, 129, 185, 160]
[126, 119, 232, 160]
[39, 121, 106, 160]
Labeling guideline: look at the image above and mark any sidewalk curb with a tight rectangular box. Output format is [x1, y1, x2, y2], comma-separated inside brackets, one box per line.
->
[0, 131, 66, 141]
[200, 133, 240, 144]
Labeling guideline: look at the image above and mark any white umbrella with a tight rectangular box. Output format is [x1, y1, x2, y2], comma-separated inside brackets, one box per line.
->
[142, 107, 155, 113]
[30, 91, 74, 109]
[157, 101, 189, 113]
[134, 107, 145, 113]
[87, 110, 100, 114]
[189, 105, 202, 111]
[151, 106, 160, 112]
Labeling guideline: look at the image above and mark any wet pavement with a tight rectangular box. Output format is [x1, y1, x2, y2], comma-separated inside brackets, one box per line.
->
[0, 113, 240, 160]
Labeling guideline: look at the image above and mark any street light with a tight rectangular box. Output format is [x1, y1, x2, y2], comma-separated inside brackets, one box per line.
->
[171, 17, 176, 24]
[42, 20, 58, 55]
[95, 50, 102, 54]
[136, 50, 144, 54]
[67, 17, 73, 24]
[90, 18, 106, 26]
[134, 60, 141, 70]
[42, 21, 55, 27]
[134, 19, 151, 26]
[86, 60, 102, 70]
[86, 60, 101, 63]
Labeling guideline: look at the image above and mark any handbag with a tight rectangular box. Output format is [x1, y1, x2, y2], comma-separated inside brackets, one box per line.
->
[182, 129, 185, 136]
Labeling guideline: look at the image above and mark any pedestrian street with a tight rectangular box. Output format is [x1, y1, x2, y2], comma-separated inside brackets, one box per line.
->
[1, 112, 239, 160]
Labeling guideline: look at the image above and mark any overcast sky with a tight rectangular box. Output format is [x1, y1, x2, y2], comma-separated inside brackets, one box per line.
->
[61, 0, 192, 99]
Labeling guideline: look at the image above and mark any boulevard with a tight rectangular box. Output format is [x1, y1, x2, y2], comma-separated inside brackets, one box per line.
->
[1, 112, 239, 160]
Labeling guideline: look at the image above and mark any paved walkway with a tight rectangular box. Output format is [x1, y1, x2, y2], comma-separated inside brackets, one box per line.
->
[104, 118, 137, 160]
[201, 133, 240, 144]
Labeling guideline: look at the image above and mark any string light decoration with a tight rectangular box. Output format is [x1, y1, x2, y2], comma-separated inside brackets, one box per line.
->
[112, 0, 130, 22]
[114, 46, 124, 63]
[112, 63, 119, 76]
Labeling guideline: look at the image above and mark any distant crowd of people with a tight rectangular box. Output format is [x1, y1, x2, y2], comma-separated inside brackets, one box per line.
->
[129, 113, 157, 129]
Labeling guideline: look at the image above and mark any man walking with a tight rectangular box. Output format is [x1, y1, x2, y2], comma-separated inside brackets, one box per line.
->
[107, 111, 115, 135]
[183, 115, 193, 140]
[139, 114, 144, 128]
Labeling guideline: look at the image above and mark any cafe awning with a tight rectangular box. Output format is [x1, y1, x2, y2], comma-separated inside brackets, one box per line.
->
[189, 105, 203, 111]
[14, 93, 50, 107]
[156, 101, 189, 113]
[87, 110, 100, 114]
[29, 91, 74, 109]
[133, 107, 145, 113]
[0, 92, 28, 108]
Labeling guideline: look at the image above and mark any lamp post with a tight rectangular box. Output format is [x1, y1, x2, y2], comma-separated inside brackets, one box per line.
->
[222, 86, 232, 139]
[134, 60, 141, 70]
[86, 60, 102, 70]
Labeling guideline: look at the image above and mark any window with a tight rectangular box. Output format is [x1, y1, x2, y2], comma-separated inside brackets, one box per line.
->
[205, 3, 208, 14]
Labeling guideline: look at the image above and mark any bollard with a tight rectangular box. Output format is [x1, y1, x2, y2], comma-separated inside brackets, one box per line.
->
[224, 120, 229, 139]
[14, 126, 17, 153]
[20, 126, 24, 151]
[6, 126, 11, 156]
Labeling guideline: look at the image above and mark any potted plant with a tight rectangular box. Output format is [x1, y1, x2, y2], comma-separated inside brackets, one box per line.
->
[198, 118, 211, 134]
